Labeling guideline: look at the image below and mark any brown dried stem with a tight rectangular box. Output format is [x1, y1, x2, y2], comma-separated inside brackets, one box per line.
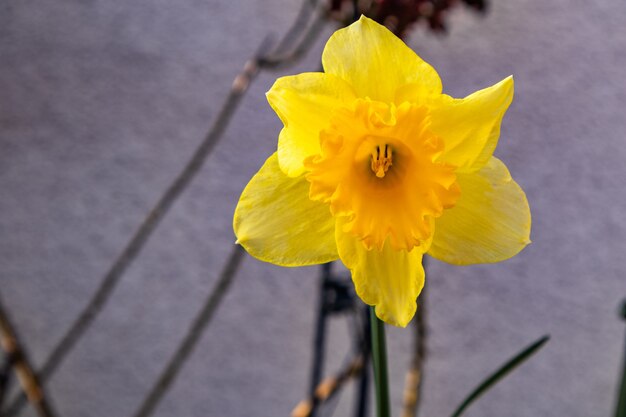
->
[0, 297, 58, 417]
[291, 354, 365, 417]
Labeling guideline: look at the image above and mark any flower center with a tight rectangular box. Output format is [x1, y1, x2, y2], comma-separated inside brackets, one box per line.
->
[304, 100, 460, 251]
[371, 145, 392, 178]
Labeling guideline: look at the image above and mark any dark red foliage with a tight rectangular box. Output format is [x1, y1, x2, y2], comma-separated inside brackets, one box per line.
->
[329, 0, 487, 37]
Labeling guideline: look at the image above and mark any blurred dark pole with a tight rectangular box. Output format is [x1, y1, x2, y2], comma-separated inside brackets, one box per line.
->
[305, 264, 370, 417]
[309, 264, 332, 417]
[0, 351, 13, 407]
[354, 306, 370, 417]
[615, 300, 626, 417]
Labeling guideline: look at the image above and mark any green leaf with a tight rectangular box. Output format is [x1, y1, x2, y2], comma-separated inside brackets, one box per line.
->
[450, 334, 550, 417]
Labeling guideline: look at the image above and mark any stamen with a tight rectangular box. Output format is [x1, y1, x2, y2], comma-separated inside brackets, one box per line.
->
[371, 144, 393, 178]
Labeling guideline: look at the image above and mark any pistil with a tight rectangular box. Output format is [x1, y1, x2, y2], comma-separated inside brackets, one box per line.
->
[371, 145, 393, 178]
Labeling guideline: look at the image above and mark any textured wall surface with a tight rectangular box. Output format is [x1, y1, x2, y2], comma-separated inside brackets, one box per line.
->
[1, 1, 626, 416]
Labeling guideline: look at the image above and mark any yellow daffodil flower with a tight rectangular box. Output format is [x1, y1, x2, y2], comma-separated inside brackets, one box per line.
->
[234, 16, 531, 327]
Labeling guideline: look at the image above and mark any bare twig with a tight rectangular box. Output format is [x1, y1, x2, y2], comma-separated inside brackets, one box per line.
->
[292, 355, 365, 417]
[401, 287, 427, 417]
[3, 2, 328, 415]
[130, 5, 331, 414]
[3, 29, 273, 417]
[259, 9, 328, 70]
[0, 298, 58, 417]
[132, 245, 245, 417]
[272, 0, 319, 54]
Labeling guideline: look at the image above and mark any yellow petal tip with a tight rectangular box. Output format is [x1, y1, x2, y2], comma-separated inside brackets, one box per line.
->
[375, 305, 414, 328]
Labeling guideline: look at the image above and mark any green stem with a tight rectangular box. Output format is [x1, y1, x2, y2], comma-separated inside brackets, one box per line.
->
[370, 306, 391, 417]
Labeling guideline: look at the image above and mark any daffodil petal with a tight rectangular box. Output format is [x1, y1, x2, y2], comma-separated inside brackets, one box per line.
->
[234, 153, 338, 266]
[431, 76, 514, 172]
[322, 16, 442, 103]
[336, 220, 425, 327]
[428, 157, 531, 265]
[266, 72, 356, 177]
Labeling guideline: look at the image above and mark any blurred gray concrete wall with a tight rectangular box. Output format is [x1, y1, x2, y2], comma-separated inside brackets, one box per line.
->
[1, 0, 626, 416]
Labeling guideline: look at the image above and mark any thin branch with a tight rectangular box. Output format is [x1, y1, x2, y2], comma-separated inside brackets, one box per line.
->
[258, 7, 328, 70]
[271, 0, 319, 54]
[0, 297, 58, 417]
[401, 287, 427, 417]
[3, 32, 273, 417]
[3, 2, 327, 415]
[131, 245, 245, 417]
[129, 7, 329, 412]
[292, 355, 365, 417]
